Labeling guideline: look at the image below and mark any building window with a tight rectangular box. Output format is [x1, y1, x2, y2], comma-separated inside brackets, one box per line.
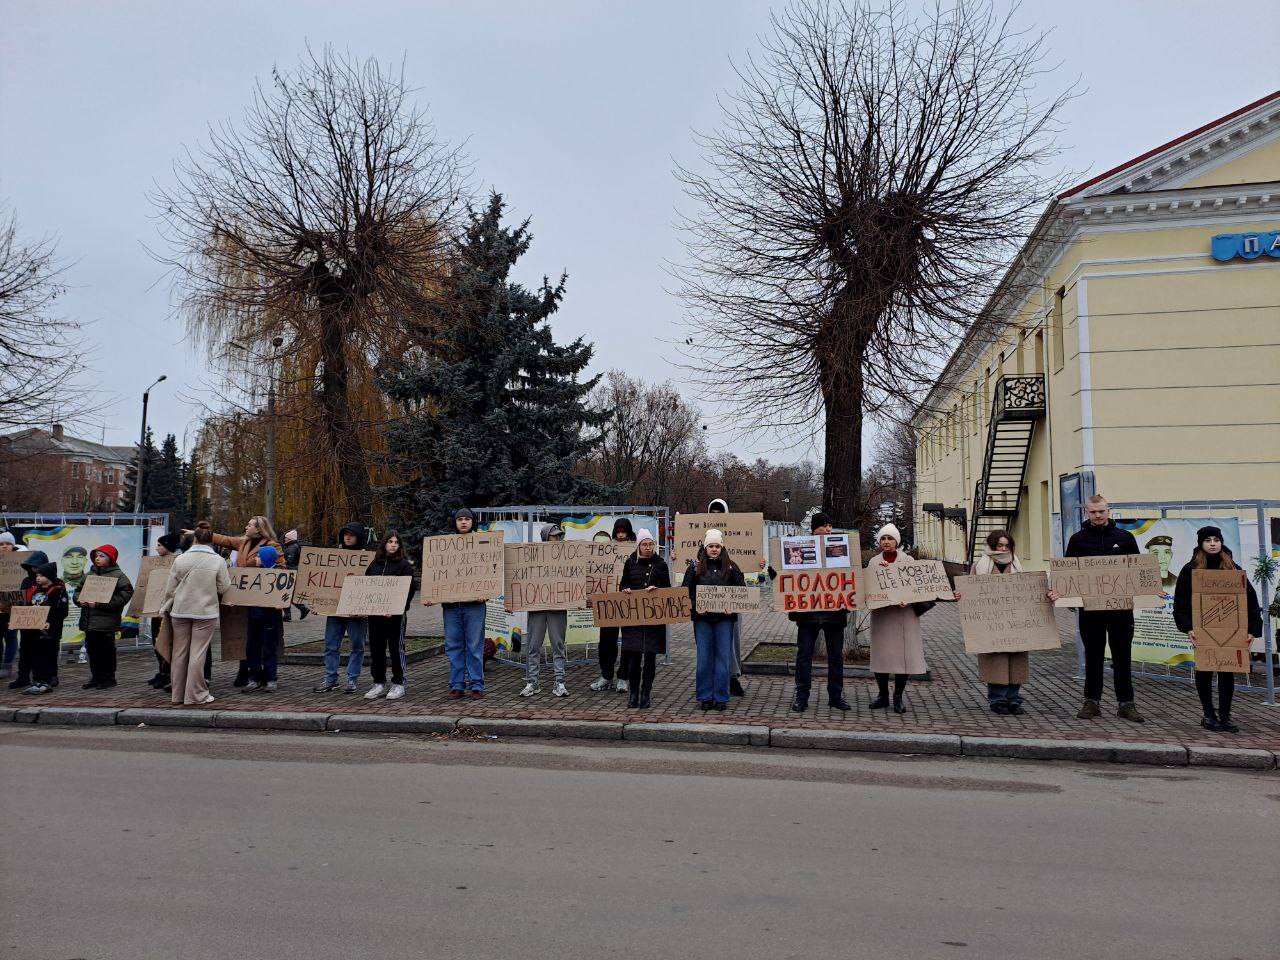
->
[70, 463, 80, 479]
[1052, 287, 1065, 373]
[1034, 329, 1044, 375]
[105, 470, 114, 484]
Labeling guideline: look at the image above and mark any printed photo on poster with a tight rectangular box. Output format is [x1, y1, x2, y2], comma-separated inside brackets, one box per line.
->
[781, 535, 820, 570]
[822, 534, 851, 568]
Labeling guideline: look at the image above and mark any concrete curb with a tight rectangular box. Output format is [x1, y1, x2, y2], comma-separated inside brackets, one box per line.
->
[771, 728, 962, 756]
[37, 706, 121, 726]
[117, 708, 219, 728]
[327, 714, 458, 735]
[623, 722, 771, 747]
[213, 710, 329, 731]
[1, 707, 1275, 769]
[457, 717, 624, 740]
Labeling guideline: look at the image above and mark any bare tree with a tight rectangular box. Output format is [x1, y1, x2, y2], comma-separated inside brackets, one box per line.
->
[154, 47, 466, 523]
[676, 0, 1072, 527]
[0, 205, 90, 431]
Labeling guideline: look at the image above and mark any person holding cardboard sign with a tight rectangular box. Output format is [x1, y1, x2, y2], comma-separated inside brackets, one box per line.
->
[16, 562, 68, 696]
[1050, 495, 1146, 723]
[867, 524, 928, 713]
[789, 512, 851, 713]
[683, 528, 745, 712]
[363, 531, 417, 701]
[73, 545, 133, 690]
[1172, 527, 1262, 733]
[519, 524, 572, 700]
[438, 508, 489, 700]
[958, 530, 1035, 716]
[619, 529, 671, 709]
[589, 517, 637, 694]
[312, 522, 372, 694]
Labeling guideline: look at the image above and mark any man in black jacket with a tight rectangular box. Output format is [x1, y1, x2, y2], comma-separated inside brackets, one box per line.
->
[789, 512, 851, 713]
[1054, 495, 1145, 723]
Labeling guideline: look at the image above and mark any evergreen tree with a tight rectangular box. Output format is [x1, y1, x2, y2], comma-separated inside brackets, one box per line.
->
[122, 428, 160, 512]
[380, 193, 612, 543]
[185, 452, 213, 526]
[148, 434, 186, 521]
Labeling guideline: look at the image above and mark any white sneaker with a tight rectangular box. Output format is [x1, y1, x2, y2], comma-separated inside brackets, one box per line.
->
[520, 682, 539, 697]
[77, 650, 88, 664]
[364, 683, 386, 700]
[552, 682, 568, 697]
[616, 678, 629, 693]
[386, 684, 405, 700]
[264, 681, 277, 692]
[243, 680, 261, 691]
[589, 677, 611, 692]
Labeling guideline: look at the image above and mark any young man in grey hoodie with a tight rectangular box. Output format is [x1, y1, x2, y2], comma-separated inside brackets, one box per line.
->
[519, 523, 571, 698]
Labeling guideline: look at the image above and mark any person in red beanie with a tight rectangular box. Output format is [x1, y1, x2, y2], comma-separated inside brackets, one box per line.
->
[73, 545, 134, 689]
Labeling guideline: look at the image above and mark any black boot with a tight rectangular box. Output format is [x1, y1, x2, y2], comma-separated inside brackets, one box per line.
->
[1200, 714, 1221, 732]
[870, 673, 890, 709]
[791, 693, 808, 713]
[233, 662, 249, 688]
[638, 687, 652, 709]
[1218, 714, 1240, 734]
[628, 688, 640, 709]
[829, 694, 851, 711]
[729, 676, 745, 697]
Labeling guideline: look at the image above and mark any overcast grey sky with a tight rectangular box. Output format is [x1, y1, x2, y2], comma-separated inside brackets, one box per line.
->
[1, 1, 1274, 458]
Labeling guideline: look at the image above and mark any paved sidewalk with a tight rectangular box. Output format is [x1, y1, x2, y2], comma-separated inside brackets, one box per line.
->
[5, 601, 1277, 752]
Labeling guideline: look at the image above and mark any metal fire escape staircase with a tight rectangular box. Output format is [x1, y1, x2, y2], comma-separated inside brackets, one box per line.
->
[967, 375, 1046, 564]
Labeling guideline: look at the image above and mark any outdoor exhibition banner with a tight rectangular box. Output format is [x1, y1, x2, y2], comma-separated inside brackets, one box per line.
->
[335, 576, 413, 617]
[954, 572, 1060, 655]
[77, 574, 118, 605]
[503, 540, 606, 612]
[589, 587, 692, 628]
[127, 554, 176, 617]
[1117, 517, 1242, 666]
[863, 558, 953, 610]
[673, 512, 764, 572]
[1050, 555, 1162, 611]
[420, 532, 504, 604]
[8, 605, 50, 630]
[294, 547, 377, 616]
[139, 568, 172, 616]
[1191, 569, 1251, 673]
[222, 568, 296, 608]
[771, 534, 860, 614]
[694, 585, 760, 615]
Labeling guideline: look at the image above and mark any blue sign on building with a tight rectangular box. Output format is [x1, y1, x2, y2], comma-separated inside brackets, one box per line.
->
[1211, 230, 1280, 262]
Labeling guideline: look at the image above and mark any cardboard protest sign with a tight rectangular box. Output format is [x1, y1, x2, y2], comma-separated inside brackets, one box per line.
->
[335, 576, 413, 617]
[222, 568, 296, 608]
[954, 572, 1059, 655]
[694, 585, 760, 615]
[503, 541, 601, 612]
[294, 547, 377, 616]
[0, 554, 27, 594]
[1050, 555, 1162, 611]
[420, 532, 504, 604]
[77, 574, 118, 605]
[771, 535, 862, 613]
[674, 512, 764, 571]
[128, 554, 176, 617]
[863, 558, 953, 610]
[1191, 569, 1251, 672]
[589, 587, 692, 628]
[217, 605, 248, 661]
[8, 605, 50, 630]
[139, 568, 172, 616]
[584, 542, 628, 596]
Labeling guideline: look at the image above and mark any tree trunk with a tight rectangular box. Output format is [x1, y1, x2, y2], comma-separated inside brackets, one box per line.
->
[819, 351, 865, 531]
[318, 304, 374, 525]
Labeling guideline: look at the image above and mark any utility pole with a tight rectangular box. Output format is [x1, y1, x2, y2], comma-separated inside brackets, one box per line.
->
[264, 336, 284, 525]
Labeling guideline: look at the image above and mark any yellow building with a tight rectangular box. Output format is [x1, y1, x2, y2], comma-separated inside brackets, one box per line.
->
[914, 91, 1280, 569]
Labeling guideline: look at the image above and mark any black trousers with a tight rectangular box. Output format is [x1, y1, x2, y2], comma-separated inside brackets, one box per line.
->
[1079, 611, 1134, 703]
[369, 615, 405, 685]
[1195, 671, 1235, 718]
[85, 629, 117, 682]
[17, 631, 58, 685]
[794, 621, 844, 698]
[598, 627, 621, 681]
[621, 650, 655, 692]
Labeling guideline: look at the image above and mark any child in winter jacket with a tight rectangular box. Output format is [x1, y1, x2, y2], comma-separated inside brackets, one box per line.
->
[20, 563, 69, 695]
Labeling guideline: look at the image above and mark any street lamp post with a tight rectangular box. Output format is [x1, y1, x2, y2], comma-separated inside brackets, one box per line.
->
[264, 336, 284, 525]
[132, 376, 167, 514]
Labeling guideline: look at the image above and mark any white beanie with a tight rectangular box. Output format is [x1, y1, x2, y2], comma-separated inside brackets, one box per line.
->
[876, 524, 902, 546]
[0, 532, 14, 545]
[703, 529, 724, 546]
[636, 528, 655, 545]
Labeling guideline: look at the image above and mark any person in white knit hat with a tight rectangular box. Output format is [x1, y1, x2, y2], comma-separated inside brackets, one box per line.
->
[866, 523, 930, 713]
[682, 528, 745, 710]
[617, 528, 670, 708]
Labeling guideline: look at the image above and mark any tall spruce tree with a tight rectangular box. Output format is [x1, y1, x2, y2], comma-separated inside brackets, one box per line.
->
[185, 452, 213, 526]
[122, 428, 160, 512]
[381, 193, 611, 542]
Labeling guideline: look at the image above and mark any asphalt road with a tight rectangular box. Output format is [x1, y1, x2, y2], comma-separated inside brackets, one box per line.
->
[1, 726, 1276, 960]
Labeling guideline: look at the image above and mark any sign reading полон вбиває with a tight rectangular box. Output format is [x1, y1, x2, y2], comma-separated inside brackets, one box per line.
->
[1211, 230, 1280, 262]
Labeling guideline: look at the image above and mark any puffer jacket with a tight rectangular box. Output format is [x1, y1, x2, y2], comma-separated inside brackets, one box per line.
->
[74, 563, 134, 633]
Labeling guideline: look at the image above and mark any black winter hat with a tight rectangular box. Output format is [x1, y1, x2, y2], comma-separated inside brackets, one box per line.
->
[1196, 526, 1225, 546]
[157, 532, 181, 553]
[34, 562, 59, 581]
[810, 512, 833, 532]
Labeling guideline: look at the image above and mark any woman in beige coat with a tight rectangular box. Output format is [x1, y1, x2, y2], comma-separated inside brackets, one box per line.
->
[161, 525, 231, 705]
[964, 530, 1030, 716]
[867, 524, 928, 713]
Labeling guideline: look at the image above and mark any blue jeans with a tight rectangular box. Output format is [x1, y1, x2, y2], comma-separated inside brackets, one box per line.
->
[694, 618, 734, 704]
[443, 602, 486, 691]
[987, 683, 1024, 707]
[2, 629, 16, 667]
[323, 616, 368, 685]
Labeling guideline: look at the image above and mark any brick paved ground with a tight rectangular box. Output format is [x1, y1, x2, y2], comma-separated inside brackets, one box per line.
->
[6, 601, 1277, 750]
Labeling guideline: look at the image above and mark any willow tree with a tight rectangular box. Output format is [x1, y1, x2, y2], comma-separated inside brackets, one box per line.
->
[676, 0, 1072, 527]
[154, 47, 464, 524]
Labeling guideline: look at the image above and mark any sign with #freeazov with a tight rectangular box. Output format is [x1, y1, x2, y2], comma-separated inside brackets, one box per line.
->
[222, 568, 296, 609]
